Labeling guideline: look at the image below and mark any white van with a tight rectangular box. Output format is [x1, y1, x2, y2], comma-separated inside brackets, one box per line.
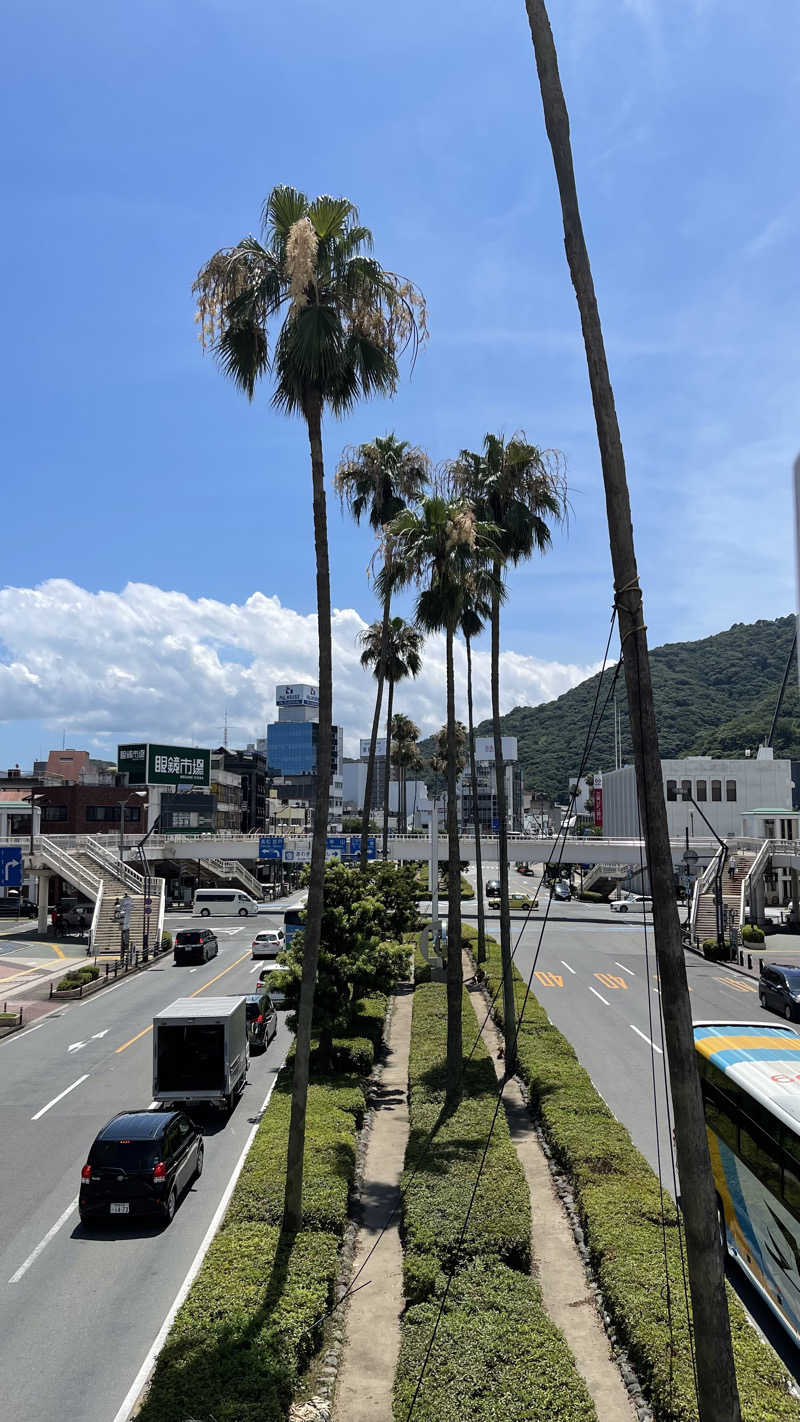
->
[193, 889, 260, 918]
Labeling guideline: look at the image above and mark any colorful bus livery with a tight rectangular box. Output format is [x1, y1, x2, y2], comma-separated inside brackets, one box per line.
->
[694, 1021, 800, 1345]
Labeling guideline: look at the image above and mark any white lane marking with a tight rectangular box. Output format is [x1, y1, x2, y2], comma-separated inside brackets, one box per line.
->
[631, 1024, 663, 1054]
[8, 1197, 79, 1283]
[249, 963, 261, 974]
[188, 968, 199, 974]
[589, 986, 610, 1005]
[91, 1030, 109, 1040]
[31, 1074, 90, 1121]
[67, 1041, 86, 1054]
[614, 961, 634, 975]
[560, 960, 576, 975]
[2, 1021, 45, 1046]
[111, 1071, 282, 1422]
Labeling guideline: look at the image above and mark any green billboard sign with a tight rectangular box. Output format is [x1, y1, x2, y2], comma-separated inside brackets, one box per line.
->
[117, 743, 211, 788]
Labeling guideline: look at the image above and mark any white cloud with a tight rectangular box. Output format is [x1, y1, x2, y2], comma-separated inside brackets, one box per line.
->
[0, 580, 601, 757]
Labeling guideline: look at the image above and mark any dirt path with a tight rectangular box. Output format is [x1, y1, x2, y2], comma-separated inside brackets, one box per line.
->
[463, 955, 636, 1422]
[333, 982, 413, 1422]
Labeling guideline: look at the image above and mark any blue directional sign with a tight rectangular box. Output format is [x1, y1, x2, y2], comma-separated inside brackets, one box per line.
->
[349, 835, 377, 861]
[326, 836, 348, 853]
[0, 846, 23, 888]
[259, 836, 285, 861]
[492, 818, 500, 832]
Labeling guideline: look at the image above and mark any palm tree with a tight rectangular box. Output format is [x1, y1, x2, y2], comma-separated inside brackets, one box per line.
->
[390, 713, 423, 832]
[523, 7, 740, 1412]
[459, 586, 494, 965]
[335, 435, 429, 867]
[388, 496, 499, 1105]
[453, 434, 566, 1070]
[360, 616, 423, 855]
[194, 185, 426, 1233]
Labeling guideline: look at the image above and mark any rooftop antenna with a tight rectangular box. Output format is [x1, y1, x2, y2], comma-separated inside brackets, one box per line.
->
[223, 707, 229, 749]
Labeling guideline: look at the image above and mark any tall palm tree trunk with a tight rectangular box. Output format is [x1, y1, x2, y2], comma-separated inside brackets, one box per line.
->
[360, 593, 389, 870]
[523, 5, 741, 1417]
[490, 575, 516, 1067]
[283, 390, 333, 1234]
[400, 761, 407, 833]
[465, 635, 486, 964]
[445, 622, 463, 1107]
[382, 677, 395, 858]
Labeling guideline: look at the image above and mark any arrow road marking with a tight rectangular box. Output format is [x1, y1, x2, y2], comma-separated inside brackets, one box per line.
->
[67, 1041, 86, 1053]
[91, 1030, 109, 1040]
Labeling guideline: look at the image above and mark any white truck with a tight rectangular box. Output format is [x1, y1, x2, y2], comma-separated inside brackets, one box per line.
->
[152, 997, 248, 1112]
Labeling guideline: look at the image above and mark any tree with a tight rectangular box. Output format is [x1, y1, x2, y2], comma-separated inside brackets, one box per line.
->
[336, 435, 429, 868]
[194, 185, 426, 1233]
[388, 496, 499, 1105]
[453, 434, 566, 1070]
[391, 713, 423, 832]
[275, 861, 417, 1069]
[522, 5, 741, 1416]
[359, 616, 423, 857]
[460, 590, 491, 964]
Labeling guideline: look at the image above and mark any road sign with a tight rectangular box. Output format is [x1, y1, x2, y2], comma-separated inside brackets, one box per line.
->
[144, 907, 151, 916]
[0, 847, 23, 888]
[326, 836, 348, 852]
[145, 897, 152, 906]
[492, 818, 500, 832]
[325, 849, 342, 862]
[259, 835, 285, 861]
[348, 835, 377, 861]
[283, 844, 312, 864]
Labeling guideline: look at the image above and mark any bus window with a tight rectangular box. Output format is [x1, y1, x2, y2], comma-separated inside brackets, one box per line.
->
[739, 1123, 781, 1197]
[705, 1094, 737, 1153]
[784, 1164, 800, 1217]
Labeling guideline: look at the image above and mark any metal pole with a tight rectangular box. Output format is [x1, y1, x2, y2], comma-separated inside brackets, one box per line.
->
[430, 798, 439, 943]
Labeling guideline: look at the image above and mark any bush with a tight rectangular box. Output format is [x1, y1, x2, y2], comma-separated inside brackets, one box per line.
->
[160, 930, 173, 950]
[701, 938, 729, 960]
[401, 985, 531, 1301]
[578, 890, 604, 903]
[56, 965, 99, 990]
[394, 1260, 596, 1422]
[476, 933, 800, 1422]
[742, 923, 765, 944]
[413, 942, 432, 984]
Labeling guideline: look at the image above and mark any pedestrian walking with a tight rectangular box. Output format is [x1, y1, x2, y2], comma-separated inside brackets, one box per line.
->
[728, 854, 737, 881]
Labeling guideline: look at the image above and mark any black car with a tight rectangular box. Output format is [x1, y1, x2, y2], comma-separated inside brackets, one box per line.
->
[485, 880, 501, 897]
[174, 928, 218, 965]
[79, 1110, 203, 1225]
[0, 895, 36, 918]
[759, 963, 800, 1021]
[245, 991, 278, 1051]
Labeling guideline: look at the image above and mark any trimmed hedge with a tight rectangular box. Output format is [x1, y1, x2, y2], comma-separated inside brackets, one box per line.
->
[742, 923, 765, 944]
[56, 964, 101, 990]
[394, 1259, 596, 1422]
[401, 984, 531, 1303]
[477, 934, 800, 1422]
[701, 938, 729, 961]
[577, 890, 604, 903]
[416, 864, 474, 899]
[138, 988, 391, 1420]
[413, 941, 433, 984]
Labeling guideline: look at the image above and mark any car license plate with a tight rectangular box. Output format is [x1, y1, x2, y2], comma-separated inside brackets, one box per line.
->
[110, 1203, 130, 1215]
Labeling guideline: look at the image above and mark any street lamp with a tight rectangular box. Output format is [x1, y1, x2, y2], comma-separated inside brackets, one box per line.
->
[119, 791, 148, 861]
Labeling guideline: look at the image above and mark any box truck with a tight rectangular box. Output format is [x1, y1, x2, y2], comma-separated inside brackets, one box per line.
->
[153, 997, 248, 1111]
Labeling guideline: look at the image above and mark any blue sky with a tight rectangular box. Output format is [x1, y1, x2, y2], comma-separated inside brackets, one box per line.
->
[1, 0, 798, 768]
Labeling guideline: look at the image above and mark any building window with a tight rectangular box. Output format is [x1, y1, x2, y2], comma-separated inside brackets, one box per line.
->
[696, 779, 707, 801]
[726, 780, 737, 802]
[86, 806, 122, 822]
[124, 805, 141, 823]
[666, 780, 677, 801]
[711, 780, 721, 801]
[681, 779, 692, 802]
[43, 804, 68, 822]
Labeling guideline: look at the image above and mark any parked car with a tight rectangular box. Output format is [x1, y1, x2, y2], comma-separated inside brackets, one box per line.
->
[485, 879, 501, 896]
[610, 893, 652, 913]
[174, 929, 218, 965]
[79, 1110, 203, 1225]
[244, 991, 278, 1051]
[759, 962, 800, 1021]
[257, 961, 288, 1008]
[0, 895, 36, 918]
[251, 928, 284, 959]
[60, 903, 92, 932]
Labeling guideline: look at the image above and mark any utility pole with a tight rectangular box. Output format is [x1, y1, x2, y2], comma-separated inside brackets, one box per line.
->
[523, 4, 742, 1418]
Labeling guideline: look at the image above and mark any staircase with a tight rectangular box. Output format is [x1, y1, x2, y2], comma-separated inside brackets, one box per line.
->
[37, 837, 164, 956]
[203, 858, 264, 899]
[693, 848, 757, 944]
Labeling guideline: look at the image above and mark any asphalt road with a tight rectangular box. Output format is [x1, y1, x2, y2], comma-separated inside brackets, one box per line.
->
[0, 901, 297, 1422]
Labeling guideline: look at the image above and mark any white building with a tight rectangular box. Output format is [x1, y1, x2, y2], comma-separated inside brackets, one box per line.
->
[601, 749, 794, 841]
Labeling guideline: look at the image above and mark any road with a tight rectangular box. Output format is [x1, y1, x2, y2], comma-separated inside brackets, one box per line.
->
[470, 859, 800, 1378]
[0, 901, 297, 1422]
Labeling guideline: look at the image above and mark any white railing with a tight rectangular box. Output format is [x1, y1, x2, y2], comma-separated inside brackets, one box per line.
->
[38, 836, 102, 899]
[79, 837, 145, 893]
[204, 857, 263, 898]
[689, 843, 726, 942]
[89, 881, 104, 954]
[740, 839, 772, 925]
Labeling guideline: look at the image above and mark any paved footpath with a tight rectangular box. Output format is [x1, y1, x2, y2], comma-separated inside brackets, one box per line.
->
[333, 983, 413, 1422]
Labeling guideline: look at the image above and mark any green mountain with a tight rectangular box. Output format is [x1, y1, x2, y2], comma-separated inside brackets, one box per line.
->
[466, 615, 800, 798]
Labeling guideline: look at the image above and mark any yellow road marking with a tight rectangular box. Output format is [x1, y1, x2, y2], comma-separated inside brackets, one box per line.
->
[115, 950, 252, 1053]
[49, 944, 67, 960]
[534, 970, 563, 988]
[713, 975, 757, 994]
[595, 972, 628, 990]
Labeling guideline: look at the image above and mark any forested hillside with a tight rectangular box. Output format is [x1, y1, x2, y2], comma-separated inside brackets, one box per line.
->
[461, 616, 799, 798]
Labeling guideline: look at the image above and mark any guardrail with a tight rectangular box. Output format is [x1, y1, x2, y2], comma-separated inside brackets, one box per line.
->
[38, 836, 102, 899]
[81, 838, 145, 892]
[89, 880, 104, 955]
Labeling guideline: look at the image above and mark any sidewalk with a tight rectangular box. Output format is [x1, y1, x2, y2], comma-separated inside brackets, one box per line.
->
[333, 983, 413, 1422]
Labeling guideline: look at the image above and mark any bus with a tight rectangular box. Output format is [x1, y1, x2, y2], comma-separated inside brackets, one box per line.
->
[284, 893, 308, 947]
[695, 1019, 800, 1344]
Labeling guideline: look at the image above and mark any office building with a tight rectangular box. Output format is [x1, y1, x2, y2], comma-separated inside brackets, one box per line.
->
[264, 685, 343, 827]
[458, 736, 523, 832]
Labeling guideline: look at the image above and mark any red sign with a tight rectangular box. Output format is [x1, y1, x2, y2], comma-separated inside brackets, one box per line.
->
[593, 787, 603, 828]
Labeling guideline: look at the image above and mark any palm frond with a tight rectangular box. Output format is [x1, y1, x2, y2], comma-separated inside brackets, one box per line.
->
[216, 323, 269, 399]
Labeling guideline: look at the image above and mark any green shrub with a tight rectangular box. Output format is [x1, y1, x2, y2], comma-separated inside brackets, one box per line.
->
[701, 938, 729, 960]
[394, 1260, 596, 1422]
[138, 1224, 339, 1422]
[160, 930, 173, 950]
[742, 923, 765, 944]
[312, 1036, 374, 1075]
[401, 985, 531, 1300]
[578, 890, 604, 903]
[476, 933, 800, 1422]
[413, 943, 432, 984]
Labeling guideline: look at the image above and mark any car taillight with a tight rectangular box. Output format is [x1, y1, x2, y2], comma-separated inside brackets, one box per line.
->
[81, 1163, 92, 1182]
[257, 1014, 263, 1023]
[153, 1161, 167, 1183]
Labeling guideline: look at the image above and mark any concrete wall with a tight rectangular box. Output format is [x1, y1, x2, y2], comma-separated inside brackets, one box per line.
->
[602, 757, 794, 841]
